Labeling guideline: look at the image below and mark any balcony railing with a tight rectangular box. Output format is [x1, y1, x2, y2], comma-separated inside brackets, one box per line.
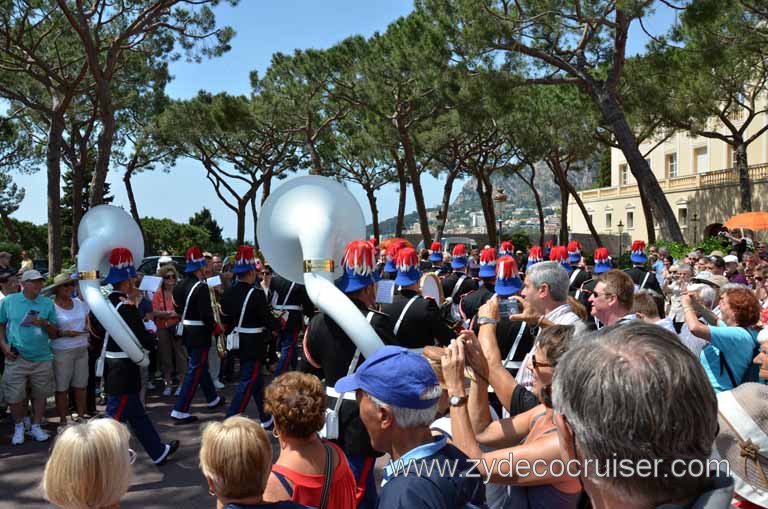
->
[578, 162, 768, 201]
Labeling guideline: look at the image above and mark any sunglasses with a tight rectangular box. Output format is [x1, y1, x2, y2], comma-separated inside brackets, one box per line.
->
[163, 275, 176, 280]
[261, 272, 272, 276]
[532, 353, 552, 370]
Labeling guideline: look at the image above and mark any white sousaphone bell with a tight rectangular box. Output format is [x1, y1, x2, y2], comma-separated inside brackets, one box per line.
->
[258, 176, 385, 358]
[77, 205, 149, 367]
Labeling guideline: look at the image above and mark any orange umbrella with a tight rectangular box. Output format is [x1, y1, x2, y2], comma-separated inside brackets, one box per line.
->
[723, 212, 768, 231]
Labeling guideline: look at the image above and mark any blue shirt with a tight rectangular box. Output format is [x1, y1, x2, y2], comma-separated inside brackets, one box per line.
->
[0, 292, 58, 362]
[700, 323, 757, 392]
[380, 436, 487, 509]
[652, 260, 665, 284]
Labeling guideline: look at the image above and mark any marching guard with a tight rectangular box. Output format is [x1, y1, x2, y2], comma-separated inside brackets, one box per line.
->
[269, 270, 314, 375]
[221, 246, 282, 426]
[426, 241, 445, 274]
[170, 246, 226, 425]
[625, 240, 662, 293]
[566, 240, 591, 297]
[380, 247, 455, 349]
[302, 239, 395, 509]
[441, 244, 478, 308]
[96, 248, 179, 464]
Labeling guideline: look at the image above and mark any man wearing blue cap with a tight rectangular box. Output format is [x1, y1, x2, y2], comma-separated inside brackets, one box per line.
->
[335, 345, 486, 508]
[302, 239, 395, 509]
[380, 247, 455, 349]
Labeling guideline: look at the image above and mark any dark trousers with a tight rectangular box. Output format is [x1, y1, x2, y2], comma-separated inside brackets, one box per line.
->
[173, 347, 217, 413]
[87, 346, 99, 414]
[106, 393, 165, 461]
[274, 328, 299, 375]
[226, 358, 267, 419]
[347, 453, 378, 509]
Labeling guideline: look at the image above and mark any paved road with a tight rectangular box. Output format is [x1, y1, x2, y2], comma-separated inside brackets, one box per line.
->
[0, 383, 273, 509]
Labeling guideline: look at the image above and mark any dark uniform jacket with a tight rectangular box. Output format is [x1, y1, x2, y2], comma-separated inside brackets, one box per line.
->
[302, 298, 396, 457]
[567, 266, 592, 298]
[173, 276, 215, 351]
[221, 281, 282, 362]
[92, 291, 155, 395]
[269, 274, 314, 333]
[625, 266, 662, 294]
[442, 271, 478, 302]
[379, 288, 455, 348]
[460, 286, 535, 376]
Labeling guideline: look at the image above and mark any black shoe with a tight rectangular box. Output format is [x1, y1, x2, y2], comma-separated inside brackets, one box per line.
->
[172, 415, 199, 426]
[156, 440, 180, 466]
[208, 396, 226, 410]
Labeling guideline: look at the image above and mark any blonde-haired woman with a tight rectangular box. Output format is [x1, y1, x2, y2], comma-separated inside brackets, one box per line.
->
[42, 419, 133, 509]
[200, 415, 310, 509]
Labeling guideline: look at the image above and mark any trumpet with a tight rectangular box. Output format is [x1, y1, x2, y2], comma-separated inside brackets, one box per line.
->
[209, 284, 227, 359]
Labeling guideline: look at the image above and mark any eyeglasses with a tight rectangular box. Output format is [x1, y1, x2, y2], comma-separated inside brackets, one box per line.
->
[592, 292, 615, 299]
[532, 353, 552, 370]
[163, 275, 176, 280]
[128, 448, 137, 465]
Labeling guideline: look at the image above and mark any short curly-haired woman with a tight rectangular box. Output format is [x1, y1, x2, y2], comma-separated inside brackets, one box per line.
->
[263, 372, 357, 508]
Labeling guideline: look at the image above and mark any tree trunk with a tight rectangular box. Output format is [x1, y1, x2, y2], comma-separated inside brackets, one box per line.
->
[47, 111, 64, 275]
[476, 175, 497, 246]
[435, 169, 458, 242]
[236, 199, 247, 245]
[397, 123, 431, 245]
[365, 188, 380, 241]
[392, 150, 407, 237]
[591, 84, 684, 242]
[549, 158, 569, 245]
[251, 194, 259, 250]
[517, 167, 546, 246]
[123, 167, 145, 242]
[565, 179, 602, 247]
[70, 157, 83, 258]
[261, 171, 273, 206]
[90, 84, 115, 207]
[639, 190, 656, 245]
[735, 141, 751, 212]
[1, 215, 17, 243]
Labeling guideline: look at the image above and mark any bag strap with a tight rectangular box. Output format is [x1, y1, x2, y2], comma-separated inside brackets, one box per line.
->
[393, 295, 420, 336]
[504, 321, 527, 366]
[180, 281, 203, 323]
[236, 288, 256, 330]
[569, 269, 581, 285]
[99, 302, 125, 365]
[282, 282, 295, 306]
[450, 274, 468, 300]
[319, 442, 334, 509]
[332, 312, 373, 413]
[639, 271, 651, 290]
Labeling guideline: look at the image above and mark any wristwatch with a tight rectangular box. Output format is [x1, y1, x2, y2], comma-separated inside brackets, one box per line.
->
[449, 394, 468, 407]
[477, 316, 498, 326]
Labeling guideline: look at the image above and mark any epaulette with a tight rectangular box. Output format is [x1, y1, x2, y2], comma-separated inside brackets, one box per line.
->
[367, 308, 391, 318]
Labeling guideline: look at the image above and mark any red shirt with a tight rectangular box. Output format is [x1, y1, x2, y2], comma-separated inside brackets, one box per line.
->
[152, 289, 179, 329]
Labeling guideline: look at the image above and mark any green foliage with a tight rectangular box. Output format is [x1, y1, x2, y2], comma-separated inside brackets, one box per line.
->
[142, 217, 211, 256]
[506, 231, 531, 252]
[596, 150, 612, 188]
[189, 207, 224, 244]
[0, 172, 24, 218]
[655, 237, 730, 261]
[0, 219, 47, 257]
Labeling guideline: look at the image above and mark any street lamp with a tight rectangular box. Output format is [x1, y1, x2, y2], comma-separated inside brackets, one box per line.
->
[494, 188, 508, 245]
[617, 220, 625, 259]
[691, 213, 699, 243]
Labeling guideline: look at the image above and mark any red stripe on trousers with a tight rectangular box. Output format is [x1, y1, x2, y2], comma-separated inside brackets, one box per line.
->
[183, 349, 208, 411]
[113, 395, 129, 421]
[355, 457, 375, 505]
[238, 361, 261, 414]
[279, 329, 299, 374]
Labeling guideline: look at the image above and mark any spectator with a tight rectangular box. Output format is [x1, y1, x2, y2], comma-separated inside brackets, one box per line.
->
[664, 263, 692, 332]
[707, 255, 727, 276]
[263, 372, 357, 508]
[156, 255, 173, 275]
[49, 272, 90, 424]
[444, 319, 582, 507]
[212, 255, 223, 275]
[633, 289, 674, 332]
[587, 269, 635, 326]
[725, 255, 749, 285]
[683, 287, 760, 392]
[676, 282, 719, 358]
[42, 419, 133, 509]
[0, 271, 18, 300]
[334, 346, 487, 509]
[152, 264, 184, 397]
[0, 251, 14, 274]
[19, 251, 33, 273]
[0, 269, 58, 445]
[652, 247, 668, 285]
[200, 415, 310, 509]
[554, 322, 734, 507]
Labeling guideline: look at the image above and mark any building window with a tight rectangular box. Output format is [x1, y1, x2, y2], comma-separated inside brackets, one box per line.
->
[665, 153, 678, 178]
[678, 208, 688, 226]
[694, 147, 708, 173]
[627, 211, 634, 230]
[606, 212, 612, 229]
[619, 164, 628, 185]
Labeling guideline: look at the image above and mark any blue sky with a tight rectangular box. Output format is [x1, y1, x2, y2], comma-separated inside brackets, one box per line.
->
[12, 1, 678, 241]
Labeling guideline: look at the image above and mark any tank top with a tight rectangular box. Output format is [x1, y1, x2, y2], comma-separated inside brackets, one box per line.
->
[503, 412, 582, 509]
[270, 441, 357, 509]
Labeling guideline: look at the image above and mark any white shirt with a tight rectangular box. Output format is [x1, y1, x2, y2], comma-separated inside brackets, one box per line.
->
[515, 303, 582, 390]
[52, 298, 89, 350]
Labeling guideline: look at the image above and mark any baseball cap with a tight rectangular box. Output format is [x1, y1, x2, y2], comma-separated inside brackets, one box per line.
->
[692, 272, 729, 289]
[724, 255, 739, 264]
[158, 255, 172, 265]
[21, 269, 44, 282]
[709, 250, 725, 258]
[334, 346, 440, 410]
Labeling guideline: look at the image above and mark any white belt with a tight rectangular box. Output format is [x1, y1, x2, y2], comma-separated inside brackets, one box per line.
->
[504, 360, 522, 369]
[326, 386, 356, 401]
[106, 351, 130, 359]
[235, 326, 266, 334]
[183, 320, 204, 326]
[274, 305, 302, 311]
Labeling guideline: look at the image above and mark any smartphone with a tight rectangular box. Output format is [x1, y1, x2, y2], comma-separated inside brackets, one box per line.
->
[498, 298, 519, 316]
